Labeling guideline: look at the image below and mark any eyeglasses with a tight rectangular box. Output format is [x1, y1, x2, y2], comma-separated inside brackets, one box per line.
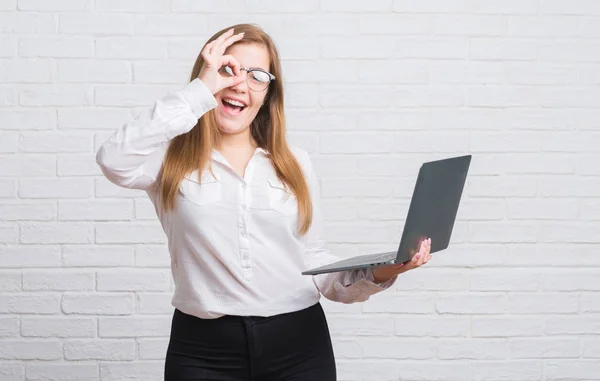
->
[219, 65, 275, 92]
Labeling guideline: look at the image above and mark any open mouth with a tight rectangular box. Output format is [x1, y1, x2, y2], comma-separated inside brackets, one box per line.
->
[221, 98, 247, 116]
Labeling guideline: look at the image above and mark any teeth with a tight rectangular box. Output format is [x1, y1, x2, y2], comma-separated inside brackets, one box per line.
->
[223, 98, 245, 107]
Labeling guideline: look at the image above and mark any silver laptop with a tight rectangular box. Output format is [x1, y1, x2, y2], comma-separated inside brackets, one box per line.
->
[302, 154, 471, 276]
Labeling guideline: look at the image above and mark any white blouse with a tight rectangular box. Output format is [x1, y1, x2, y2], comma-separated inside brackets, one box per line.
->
[96, 78, 395, 319]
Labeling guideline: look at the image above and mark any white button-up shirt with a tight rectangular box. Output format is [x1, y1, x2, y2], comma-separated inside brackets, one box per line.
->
[96, 78, 395, 319]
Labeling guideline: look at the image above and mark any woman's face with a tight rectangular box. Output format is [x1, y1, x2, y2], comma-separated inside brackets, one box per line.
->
[213, 43, 271, 138]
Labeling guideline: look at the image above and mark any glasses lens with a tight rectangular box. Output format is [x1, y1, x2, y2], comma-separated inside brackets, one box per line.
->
[248, 70, 271, 91]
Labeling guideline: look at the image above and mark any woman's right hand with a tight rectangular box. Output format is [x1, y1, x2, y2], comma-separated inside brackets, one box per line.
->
[198, 28, 247, 95]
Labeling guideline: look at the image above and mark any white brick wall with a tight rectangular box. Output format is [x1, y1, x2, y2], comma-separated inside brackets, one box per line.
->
[1, 1, 599, 380]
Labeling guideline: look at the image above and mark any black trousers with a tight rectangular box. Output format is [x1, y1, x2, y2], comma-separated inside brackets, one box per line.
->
[164, 302, 337, 381]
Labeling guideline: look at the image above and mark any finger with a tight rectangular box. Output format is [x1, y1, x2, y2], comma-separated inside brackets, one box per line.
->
[201, 41, 218, 65]
[220, 54, 241, 76]
[213, 32, 245, 57]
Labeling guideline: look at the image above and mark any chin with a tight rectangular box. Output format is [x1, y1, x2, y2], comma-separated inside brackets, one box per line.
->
[215, 118, 249, 135]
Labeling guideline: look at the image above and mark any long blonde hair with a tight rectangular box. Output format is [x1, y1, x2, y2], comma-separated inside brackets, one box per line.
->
[156, 24, 313, 235]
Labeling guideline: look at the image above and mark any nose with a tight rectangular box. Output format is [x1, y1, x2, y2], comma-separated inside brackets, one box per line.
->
[229, 70, 248, 93]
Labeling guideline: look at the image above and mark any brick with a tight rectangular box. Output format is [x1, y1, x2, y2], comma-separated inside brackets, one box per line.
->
[132, 62, 188, 84]
[19, 178, 93, 198]
[395, 316, 469, 337]
[433, 15, 506, 36]
[0, 223, 18, 243]
[0, 12, 55, 33]
[546, 318, 600, 335]
[18, 0, 92, 11]
[171, 0, 243, 13]
[59, 200, 133, 221]
[20, 84, 92, 106]
[64, 339, 135, 360]
[328, 315, 394, 336]
[0, 316, 18, 337]
[94, 84, 176, 107]
[99, 316, 171, 337]
[471, 317, 545, 337]
[100, 362, 164, 381]
[26, 364, 99, 381]
[22, 270, 95, 291]
[396, 38, 467, 59]
[363, 293, 434, 313]
[62, 245, 134, 267]
[138, 293, 173, 314]
[0, 245, 61, 268]
[467, 0, 538, 14]
[0, 364, 23, 381]
[393, 0, 466, 13]
[436, 292, 506, 314]
[430, 61, 504, 85]
[134, 198, 157, 220]
[58, 60, 131, 83]
[95, 222, 166, 244]
[138, 338, 169, 359]
[359, 14, 430, 34]
[96, 0, 168, 12]
[135, 245, 170, 267]
[58, 154, 102, 176]
[62, 293, 134, 315]
[470, 38, 538, 60]
[21, 317, 96, 338]
[506, 63, 578, 85]
[361, 338, 436, 359]
[508, 338, 580, 358]
[0, 180, 15, 197]
[0, 340, 62, 360]
[471, 361, 542, 380]
[438, 339, 507, 359]
[19, 131, 92, 153]
[321, 0, 391, 12]
[470, 269, 539, 291]
[0, 202, 55, 221]
[469, 221, 538, 243]
[19, 37, 93, 58]
[96, 38, 167, 59]
[546, 360, 600, 380]
[0, 271, 21, 291]
[134, 14, 207, 36]
[321, 132, 393, 153]
[59, 13, 133, 35]
[0, 156, 55, 176]
[0, 110, 55, 130]
[508, 293, 579, 314]
[97, 269, 171, 291]
[20, 222, 93, 244]
[287, 110, 358, 131]
[0, 59, 53, 83]
[0, 36, 16, 57]
[542, 0, 600, 15]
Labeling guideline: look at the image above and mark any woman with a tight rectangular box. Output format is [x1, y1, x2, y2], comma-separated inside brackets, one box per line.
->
[97, 24, 431, 381]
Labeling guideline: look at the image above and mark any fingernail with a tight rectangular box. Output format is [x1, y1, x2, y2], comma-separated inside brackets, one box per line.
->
[415, 254, 421, 260]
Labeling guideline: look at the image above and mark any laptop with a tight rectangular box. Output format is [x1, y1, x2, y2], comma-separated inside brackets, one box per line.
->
[302, 154, 472, 276]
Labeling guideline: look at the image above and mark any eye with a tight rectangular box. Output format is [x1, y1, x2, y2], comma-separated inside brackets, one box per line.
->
[219, 65, 234, 77]
[249, 70, 270, 83]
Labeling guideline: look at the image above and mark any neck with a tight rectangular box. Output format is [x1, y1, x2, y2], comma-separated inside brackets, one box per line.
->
[217, 129, 256, 154]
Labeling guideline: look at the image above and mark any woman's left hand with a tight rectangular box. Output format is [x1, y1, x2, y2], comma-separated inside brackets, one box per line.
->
[372, 238, 431, 284]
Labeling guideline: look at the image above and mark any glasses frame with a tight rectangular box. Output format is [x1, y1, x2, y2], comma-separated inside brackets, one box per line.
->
[221, 65, 276, 92]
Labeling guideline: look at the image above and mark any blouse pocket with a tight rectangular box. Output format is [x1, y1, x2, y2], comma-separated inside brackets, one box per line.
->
[180, 172, 222, 206]
[267, 177, 298, 216]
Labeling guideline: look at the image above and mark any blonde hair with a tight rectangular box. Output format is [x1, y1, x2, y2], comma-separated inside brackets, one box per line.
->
[156, 23, 313, 235]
